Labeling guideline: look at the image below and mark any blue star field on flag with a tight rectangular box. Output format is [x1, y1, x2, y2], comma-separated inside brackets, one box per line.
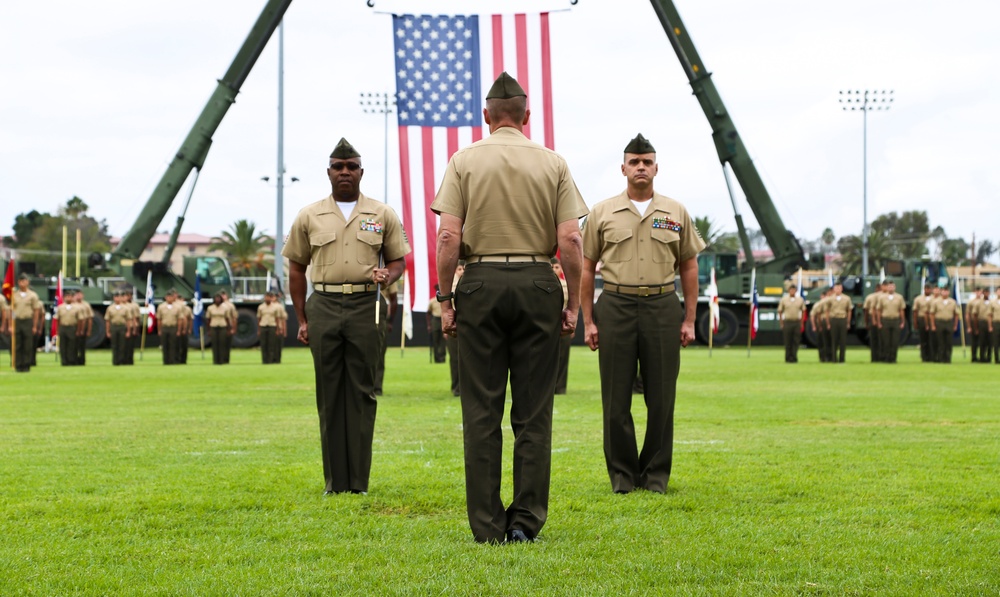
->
[393, 14, 483, 128]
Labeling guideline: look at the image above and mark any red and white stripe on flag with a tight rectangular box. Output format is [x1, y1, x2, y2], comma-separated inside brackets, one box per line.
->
[393, 12, 557, 310]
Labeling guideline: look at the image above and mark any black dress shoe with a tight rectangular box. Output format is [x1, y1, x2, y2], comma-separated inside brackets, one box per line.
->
[323, 490, 337, 496]
[506, 529, 533, 543]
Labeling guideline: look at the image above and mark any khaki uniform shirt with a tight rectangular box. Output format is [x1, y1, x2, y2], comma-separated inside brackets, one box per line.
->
[862, 292, 880, 318]
[777, 294, 804, 321]
[431, 127, 588, 258]
[876, 292, 906, 319]
[826, 295, 852, 319]
[283, 193, 410, 283]
[57, 303, 79, 326]
[912, 293, 933, 320]
[930, 296, 958, 321]
[967, 296, 982, 321]
[583, 192, 705, 286]
[986, 297, 999, 323]
[156, 302, 181, 327]
[11, 289, 43, 320]
[127, 302, 142, 324]
[106, 303, 130, 325]
[0, 294, 8, 315]
[207, 304, 229, 327]
[427, 300, 442, 318]
[811, 297, 830, 321]
[257, 302, 284, 327]
[78, 301, 94, 320]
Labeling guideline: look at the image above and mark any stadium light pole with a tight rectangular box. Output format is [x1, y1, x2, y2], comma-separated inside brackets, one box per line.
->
[273, 20, 286, 289]
[359, 92, 396, 203]
[839, 89, 894, 279]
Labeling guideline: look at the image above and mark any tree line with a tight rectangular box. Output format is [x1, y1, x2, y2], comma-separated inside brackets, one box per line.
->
[3, 197, 274, 279]
[694, 210, 996, 273]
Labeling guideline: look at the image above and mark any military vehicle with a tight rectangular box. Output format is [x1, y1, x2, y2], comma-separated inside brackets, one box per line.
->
[1, 1, 294, 351]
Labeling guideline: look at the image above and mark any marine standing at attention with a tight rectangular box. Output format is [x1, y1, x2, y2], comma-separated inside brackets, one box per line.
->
[777, 284, 804, 363]
[283, 138, 410, 496]
[0, 293, 10, 340]
[156, 289, 181, 365]
[106, 292, 130, 365]
[911, 283, 933, 362]
[11, 274, 43, 372]
[74, 290, 93, 365]
[207, 293, 230, 365]
[56, 296, 80, 366]
[257, 290, 284, 364]
[432, 72, 588, 543]
[874, 281, 906, 363]
[176, 297, 192, 365]
[581, 133, 704, 495]
[929, 287, 958, 363]
[826, 282, 852, 363]
[863, 283, 883, 362]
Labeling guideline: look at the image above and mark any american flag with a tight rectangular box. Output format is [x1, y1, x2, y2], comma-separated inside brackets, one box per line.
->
[392, 12, 558, 309]
[749, 268, 759, 341]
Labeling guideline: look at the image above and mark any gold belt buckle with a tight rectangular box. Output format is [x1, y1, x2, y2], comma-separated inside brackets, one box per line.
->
[638, 286, 650, 297]
[343, 284, 353, 295]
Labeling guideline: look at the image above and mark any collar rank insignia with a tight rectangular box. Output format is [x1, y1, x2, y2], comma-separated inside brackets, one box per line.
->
[652, 217, 682, 232]
[360, 219, 383, 234]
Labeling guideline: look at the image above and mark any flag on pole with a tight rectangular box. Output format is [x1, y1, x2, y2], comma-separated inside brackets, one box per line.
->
[749, 268, 759, 340]
[707, 266, 719, 333]
[192, 273, 204, 333]
[50, 270, 63, 338]
[2, 259, 14, 301]
[827, 268, 834, 288]
[391, 12, 560, 309]
[879, 266, 886, 283]
[145, 270, 156, 333]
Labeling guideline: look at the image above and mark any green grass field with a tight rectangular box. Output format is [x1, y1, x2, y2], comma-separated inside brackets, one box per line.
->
[1, 344, 998, 596]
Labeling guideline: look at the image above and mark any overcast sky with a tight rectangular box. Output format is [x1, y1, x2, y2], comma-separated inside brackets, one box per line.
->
[2, 0, 997, 258]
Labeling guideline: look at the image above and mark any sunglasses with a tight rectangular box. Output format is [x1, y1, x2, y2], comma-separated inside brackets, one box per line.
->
[329, 162, 361, 171]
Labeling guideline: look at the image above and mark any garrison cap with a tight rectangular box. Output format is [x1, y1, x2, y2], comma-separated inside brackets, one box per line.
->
[18, 273, 30, 281]
[329, 138, 361, 160]
[624, 133, 656, 155]
[486, 71, 526, 100]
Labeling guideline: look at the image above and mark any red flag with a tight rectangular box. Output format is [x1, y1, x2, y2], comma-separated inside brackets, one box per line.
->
[392, 13, 559, 309]
[1, 259, 13, 301]
[51, 271, 63, 337]
[749, 269, 759, 341]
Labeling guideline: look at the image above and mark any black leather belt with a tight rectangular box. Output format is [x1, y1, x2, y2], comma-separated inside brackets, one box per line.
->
[603, 282, 675, 297]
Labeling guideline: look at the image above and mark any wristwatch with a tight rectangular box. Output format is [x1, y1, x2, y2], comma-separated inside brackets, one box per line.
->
[435, 291, 454, 303]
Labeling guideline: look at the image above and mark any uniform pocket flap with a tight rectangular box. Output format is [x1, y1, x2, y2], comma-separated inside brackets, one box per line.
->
[356, 231, 382, 246]
[533, 280, 558, 294]
[650, 228, 680, 243]
[309, 232, 337, 247]
[457, 281, 483, 295]
[605, 228, 633, 243]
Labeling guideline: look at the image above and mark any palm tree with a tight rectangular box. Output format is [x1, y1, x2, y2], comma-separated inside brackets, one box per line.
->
[209, 220, 274, 275]
[694, 216, 724, 248]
